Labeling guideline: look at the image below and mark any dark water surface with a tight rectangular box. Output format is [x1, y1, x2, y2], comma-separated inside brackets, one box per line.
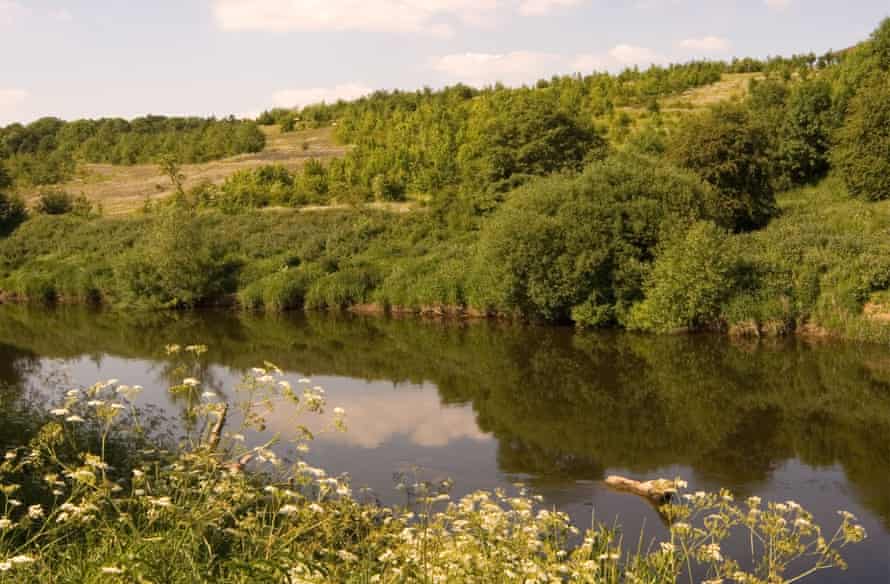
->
[0, 306, 888, 582]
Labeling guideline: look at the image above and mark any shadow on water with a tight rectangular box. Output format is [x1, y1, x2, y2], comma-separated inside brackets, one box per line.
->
[0, 304, 889, 581]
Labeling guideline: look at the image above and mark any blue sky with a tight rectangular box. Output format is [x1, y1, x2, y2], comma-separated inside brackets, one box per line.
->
[1, 0, 887, 124]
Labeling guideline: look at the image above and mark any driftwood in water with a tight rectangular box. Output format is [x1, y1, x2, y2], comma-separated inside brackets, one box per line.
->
[207, 404, 228, 451]
[604, 476, 678, 506]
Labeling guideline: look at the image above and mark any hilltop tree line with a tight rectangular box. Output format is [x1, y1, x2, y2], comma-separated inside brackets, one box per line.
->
[0, 116, 265, 187]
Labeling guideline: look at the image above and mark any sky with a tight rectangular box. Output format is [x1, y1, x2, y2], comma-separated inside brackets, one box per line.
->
[0, 0, 888, 125]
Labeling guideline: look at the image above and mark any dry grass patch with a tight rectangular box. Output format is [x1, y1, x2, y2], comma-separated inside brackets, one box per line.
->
[22, 126, 347, 216]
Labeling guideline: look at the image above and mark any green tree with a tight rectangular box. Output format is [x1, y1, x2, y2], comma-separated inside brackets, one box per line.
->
[667, 103, 776, 231]
[832, 72, 890, 201]
[629, 221, 737, 332]
[777, 79, 834, 186]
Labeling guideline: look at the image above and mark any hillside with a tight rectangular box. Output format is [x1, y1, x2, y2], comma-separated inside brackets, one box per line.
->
[20, 126, 346, 215]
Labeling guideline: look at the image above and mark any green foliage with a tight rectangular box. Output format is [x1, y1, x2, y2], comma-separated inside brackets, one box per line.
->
[0, 192, 27, 236]
[668, 102, 776, 231]
[458, 90, 607, 191]
[202, 163, 333, 212]
[776, 79, 835, 186]
[112, 208, 233, 308]
[0, 116, 266, 187]
[469, 154, 723, 323]
[832, 72, 890, 201]
[629, 221, 736, 332]
[34, 190, 74, 215]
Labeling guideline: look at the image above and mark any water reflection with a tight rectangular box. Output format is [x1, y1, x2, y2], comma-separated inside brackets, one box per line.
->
[0, 306, 889, 581]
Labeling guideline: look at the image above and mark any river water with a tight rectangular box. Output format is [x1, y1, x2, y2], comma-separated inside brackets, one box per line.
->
[0, 306, 887, 582]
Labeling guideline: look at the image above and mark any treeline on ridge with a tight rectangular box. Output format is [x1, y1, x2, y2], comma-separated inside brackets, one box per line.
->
[0, 116, 265, 187]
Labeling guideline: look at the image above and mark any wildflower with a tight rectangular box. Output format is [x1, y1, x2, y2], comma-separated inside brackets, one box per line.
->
[660, 542, 675, 554]
[337, 550, 358, 563]
[0, 519, 11, 529]
[309, 503, 324, 514]
[132, 470, 144, 478]
[279, 504, 299, 516]
[675, 479, 688, 489]
[3, 452, 15, 461]
[671, 522, 691, 534]
[333, 407, 345, 416]
[50, 408, 70, 417]
[149, 496, 173, 508]
[0, 562, 10, 571]
[65, 416, 85, 423]
[101, 567, 125, 574]
[27, 505, 43, 520]
[747, 496, 762, 507]
[182, 378, 200, 387]
[702, 543, 723, 562]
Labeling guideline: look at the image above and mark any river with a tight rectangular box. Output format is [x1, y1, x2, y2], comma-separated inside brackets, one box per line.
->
[0, 306, 887, 582]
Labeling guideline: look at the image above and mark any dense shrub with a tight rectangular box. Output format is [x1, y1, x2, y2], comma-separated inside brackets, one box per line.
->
[469, 154, 724, 323]
[113, 208, 233, 308]
[832, 72, 890, 201]
[34, 190, 74, 215]
[629, 221, 737, 332]
[668, 102, 776, 231]
[0, 191, 27, 236]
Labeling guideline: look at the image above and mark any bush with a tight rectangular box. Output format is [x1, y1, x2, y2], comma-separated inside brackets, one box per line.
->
[113, 209, 233, 308]
[629, 221, 737, 332]
[668, 102, 776, 231]
[0, 191, 27, 236]
[34, 190, 74, 215]
[832, 72, 890, 201]
[469, 154, 724, 323]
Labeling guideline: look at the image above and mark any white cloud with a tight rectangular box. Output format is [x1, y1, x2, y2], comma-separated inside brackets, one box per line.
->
[607, 44, 666, 66]
[430, 51, 562, 86]
[261, 386, 491, 449]
[272, 83, 374, 108]
[0, 89, 28, 125]
[0, 0, 25, 26]
[764, 0, 792, 10]
[679, 35, 731, 52]
[213, 0, 499, 36]
[518, 0, 584, 16]
[432, 44, 667, 86]
[49, 8, 73, 22]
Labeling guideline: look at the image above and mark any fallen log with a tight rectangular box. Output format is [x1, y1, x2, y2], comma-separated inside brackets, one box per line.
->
[604, 476, 678, 506]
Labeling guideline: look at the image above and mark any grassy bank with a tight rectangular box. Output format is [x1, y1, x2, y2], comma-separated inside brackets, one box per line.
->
[1, 175, 889, 342]
[0, 352, 867, 582]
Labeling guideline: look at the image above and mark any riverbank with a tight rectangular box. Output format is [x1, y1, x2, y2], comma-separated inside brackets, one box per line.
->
[1, 176, 889, 342]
